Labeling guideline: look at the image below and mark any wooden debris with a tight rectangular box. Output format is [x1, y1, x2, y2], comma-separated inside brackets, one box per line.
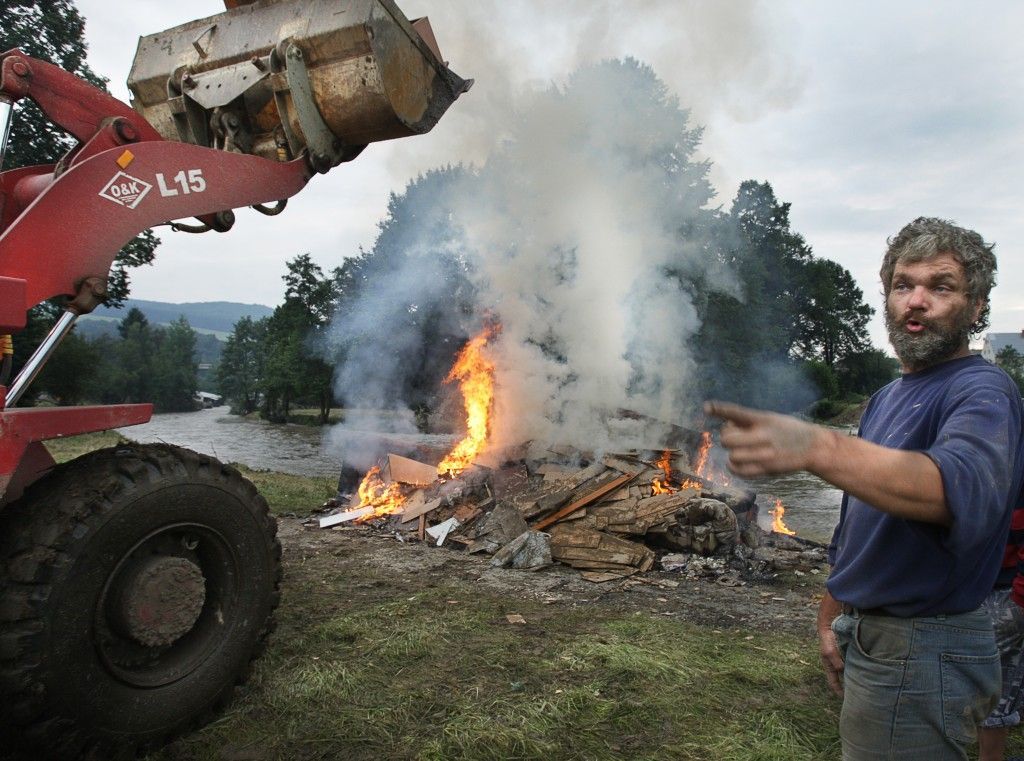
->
[417, 514, 426, 542]
[506, 613, 527, 625]
[533, 471, 638, 531]
[601, 455, 645, 474]
[589, 487, 699, 535]
[580, 571, 630, 583]
[537, 463, 576, 482]
[384, 453, 438, 486]
[397, 497, 443, 523]
[548, 524, 655, 573]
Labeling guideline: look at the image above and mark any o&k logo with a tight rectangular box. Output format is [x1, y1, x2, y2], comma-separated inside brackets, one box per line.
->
[99, 171, 152, 210]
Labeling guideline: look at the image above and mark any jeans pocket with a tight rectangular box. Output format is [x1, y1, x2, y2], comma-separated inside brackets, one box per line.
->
[941, 651, 1000, 745]
[854, 616, 912, 663]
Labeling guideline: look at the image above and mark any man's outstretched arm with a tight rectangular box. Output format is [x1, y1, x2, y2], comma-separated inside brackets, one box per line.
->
[704, 401, 950, 526]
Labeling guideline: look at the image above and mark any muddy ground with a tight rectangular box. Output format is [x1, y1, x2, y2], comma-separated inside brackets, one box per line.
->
[280, 517, 824, 638]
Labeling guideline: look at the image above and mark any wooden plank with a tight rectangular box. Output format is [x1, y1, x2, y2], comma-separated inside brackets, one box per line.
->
[384, 453, 438, 486]
[533, 471, 637, 531]
[561, 559, 639, 573]
[601, 455, 645, 475]
[552, 547, 643, 565]
[549, 530, 603, 549]
[417, 514, 426, 542]
[396, 497, 443, 522]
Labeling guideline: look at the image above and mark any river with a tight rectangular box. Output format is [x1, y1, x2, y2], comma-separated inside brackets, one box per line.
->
[118, 408, 844, 544]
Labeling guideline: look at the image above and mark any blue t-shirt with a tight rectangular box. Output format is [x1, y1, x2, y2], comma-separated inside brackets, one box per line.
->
[827, 355, 1024, 617]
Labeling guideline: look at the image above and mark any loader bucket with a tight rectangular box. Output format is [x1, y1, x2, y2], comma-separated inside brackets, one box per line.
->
[127, 0, 470, 171]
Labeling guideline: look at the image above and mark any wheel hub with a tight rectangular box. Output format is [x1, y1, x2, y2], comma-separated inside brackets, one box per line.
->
[112, 556, 206, 647]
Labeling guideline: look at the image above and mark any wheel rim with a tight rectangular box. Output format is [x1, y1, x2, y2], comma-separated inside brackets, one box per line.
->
[96, 521, 240, 688]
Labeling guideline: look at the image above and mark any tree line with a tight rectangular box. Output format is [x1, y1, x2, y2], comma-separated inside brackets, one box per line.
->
[215, 176, 897, 426]
[23, 309, 200, 412]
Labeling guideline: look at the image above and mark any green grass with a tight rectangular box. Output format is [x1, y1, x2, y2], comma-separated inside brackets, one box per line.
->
[145, 579, 842, 761]
[44, 430, 126, 463]
[44, 433, 333, 516]
[233, 464, 336, 515]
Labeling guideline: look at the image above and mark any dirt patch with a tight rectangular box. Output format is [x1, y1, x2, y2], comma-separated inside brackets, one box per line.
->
[279, 517, 823, 637]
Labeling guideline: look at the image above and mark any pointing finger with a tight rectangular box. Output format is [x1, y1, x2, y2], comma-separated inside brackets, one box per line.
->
[703, 401, 764, 428]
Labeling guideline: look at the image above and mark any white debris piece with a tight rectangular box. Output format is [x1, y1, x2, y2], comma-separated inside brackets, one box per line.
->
[318, 506, 374, 528]
[425, 517, 460, 546]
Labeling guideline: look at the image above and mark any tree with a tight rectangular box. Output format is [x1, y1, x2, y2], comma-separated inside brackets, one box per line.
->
[111, 308, 154, 403]
[793, 259, 873, 367]
[249, 255, 342, 422]
[694, 181, 817, 410]
[835, 348, 900, 398]
[151, 317, 198, 412]
[217, 316, 268, 414]
[996, 346, 1024, 397]
[261, 299, 309, 422]
[1, 1, 159, 309]
[35, 330, 98, 404]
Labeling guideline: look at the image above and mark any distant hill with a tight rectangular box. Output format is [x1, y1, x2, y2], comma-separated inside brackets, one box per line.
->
[88, 299, 273, 334]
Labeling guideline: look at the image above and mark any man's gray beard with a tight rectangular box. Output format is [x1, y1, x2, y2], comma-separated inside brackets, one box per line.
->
[885, 307, 974, 372]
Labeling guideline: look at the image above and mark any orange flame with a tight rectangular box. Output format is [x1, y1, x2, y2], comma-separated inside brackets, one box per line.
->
[354, 466, 407, 522]
[693, 431, 712, 477]
[693, 431, 730, 485]
[652, 449, 677, 494]
[437, 324, 501, 477]
[770, 498, 796, 535]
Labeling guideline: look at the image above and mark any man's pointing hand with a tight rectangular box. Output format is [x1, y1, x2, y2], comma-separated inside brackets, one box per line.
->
[703, 400, 827, 477]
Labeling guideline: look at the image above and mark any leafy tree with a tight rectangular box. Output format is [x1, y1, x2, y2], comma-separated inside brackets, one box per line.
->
[804, 359, 839, 400]
[112, 308, 154, 403]
[35, 330, 98, 404]
[253, 255, 341, 422]
[793, 258, 873, 367]
[1, 0, 159, 311]
[835, 348, 900, 398]
[694, 181, 816, 410]
[217, 316, 267, 414]
[261, 299, 309, 422]
[151, 317, 198, 412]
[996, 346, 1024, 397]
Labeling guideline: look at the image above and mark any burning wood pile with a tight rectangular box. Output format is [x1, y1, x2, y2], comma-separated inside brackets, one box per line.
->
[316, 326, 827, 582]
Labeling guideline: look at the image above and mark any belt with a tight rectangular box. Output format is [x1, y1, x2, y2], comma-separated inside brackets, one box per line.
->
[841, 603, 896, 617]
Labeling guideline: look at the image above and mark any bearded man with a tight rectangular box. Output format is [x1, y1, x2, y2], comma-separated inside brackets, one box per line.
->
[706, 217, 1024, 760]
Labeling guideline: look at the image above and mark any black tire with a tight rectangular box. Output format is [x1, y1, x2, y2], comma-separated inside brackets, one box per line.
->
[0, 443, 281, 759]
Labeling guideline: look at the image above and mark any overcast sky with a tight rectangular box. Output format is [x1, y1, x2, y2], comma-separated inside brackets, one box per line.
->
[71, 0, 1024, 351]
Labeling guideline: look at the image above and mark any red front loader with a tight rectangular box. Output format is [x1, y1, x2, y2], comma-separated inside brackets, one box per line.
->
[0, 2, 468, 757]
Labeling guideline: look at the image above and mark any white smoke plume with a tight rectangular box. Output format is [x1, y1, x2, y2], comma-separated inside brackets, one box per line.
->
[448, 61, 735, 452]
[326, 59, 745, 457]
[325, 1, 807, 460]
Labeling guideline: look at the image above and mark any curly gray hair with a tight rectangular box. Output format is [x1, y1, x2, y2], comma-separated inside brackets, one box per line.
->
[880, 216, 997, 334]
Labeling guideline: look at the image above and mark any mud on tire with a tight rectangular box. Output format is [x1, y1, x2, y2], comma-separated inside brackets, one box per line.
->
[0, 443, 282, 759]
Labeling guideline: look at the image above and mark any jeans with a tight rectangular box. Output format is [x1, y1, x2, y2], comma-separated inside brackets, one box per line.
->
[831, 607, 1000, 760]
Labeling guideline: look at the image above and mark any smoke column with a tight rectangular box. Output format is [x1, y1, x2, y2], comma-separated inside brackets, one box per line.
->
[327, 59, 747, 456]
